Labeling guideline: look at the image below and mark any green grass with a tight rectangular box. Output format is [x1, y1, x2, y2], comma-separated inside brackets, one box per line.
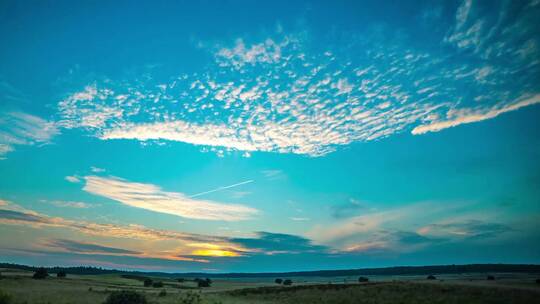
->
[0, 269, 539, 304]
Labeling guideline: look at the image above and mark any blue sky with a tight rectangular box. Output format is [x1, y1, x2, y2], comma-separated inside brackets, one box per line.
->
[0, 0, 539, 272]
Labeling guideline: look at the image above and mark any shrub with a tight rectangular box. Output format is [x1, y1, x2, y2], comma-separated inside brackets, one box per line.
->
[158, 289, 167, 297]
[180, 291, 202, 304]
[103, 290, 147, 304]
[152, 281, 164, 288]
[32, 267, 48, 279]
[358, 277, 369, 283]
[88, 287, 93, 292]
[535, 278, 540, 284]
[487, 275, 495, 281]
[0, 290, 12, 304]
[283, 279, 292, 286]
[275, 278, 283, 284]
[196, 278, 211, 287]
[426, 275, 436, 280]
[143, 278, 153, 287]
[57, 271, 66, 278]
[177, 278, 185, 283]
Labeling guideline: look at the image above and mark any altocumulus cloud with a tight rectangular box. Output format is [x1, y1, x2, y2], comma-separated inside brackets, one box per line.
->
[82, 175, 258, 221]
[55, 0, 540, 157]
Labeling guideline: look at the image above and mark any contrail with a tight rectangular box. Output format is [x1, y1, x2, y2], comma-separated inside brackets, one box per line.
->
[189, 180, 254, 198]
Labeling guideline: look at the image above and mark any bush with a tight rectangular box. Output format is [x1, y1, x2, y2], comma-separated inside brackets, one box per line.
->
[143, 278, 153, 287]
[283, 279, 292, 286]
[57, 271, 66, 278]
[358, 277, 369, 283]
[487, 275, 495, 280]
[535, 278, 540, 284]
[32, 267, 49, 279]
[0, 290, 12, 304]
[152, 281, 164, 288]
[275, 278, 283, 284]
[103, 290, 147, 304]
[426, 275, 436, 280]
[158, 289, 167, 297]
[196, 278, 211, 287]
[180, 291, 202, 304]
[177, 278, 185, 283]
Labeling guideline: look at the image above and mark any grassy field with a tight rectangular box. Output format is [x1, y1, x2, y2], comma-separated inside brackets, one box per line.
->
[0, 268, 539, 304]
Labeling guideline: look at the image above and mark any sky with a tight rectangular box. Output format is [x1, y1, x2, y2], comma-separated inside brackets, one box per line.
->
[0, 0, 539, 273]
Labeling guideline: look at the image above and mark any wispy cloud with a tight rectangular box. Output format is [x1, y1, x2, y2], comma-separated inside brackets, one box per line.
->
[417, 220, 511, 240]
[0, 201, 327, 260]
[290, 217, 310, 221]
[0, 111, 59, 159]
[45, 239, 140, 255]
[82, 175, 258, 221]
[412, 94, 540, 134]
[90, 166, 106, 173]
[261, 170, 284, 180]
[48, 200, 91, 209]
[65, 175, 81, 183]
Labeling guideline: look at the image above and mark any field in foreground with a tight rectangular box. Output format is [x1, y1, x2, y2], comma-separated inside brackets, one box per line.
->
[0, 268, 539, 304]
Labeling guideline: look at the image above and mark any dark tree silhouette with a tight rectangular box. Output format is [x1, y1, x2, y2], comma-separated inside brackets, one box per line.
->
[177, 278, 185, 283]
[56, 271, 66, 278]
[275, 278, 283, 284]
[426, 275, 436, 280]
[32, 267, 48, 279]
[283, 279, 293, 286]
[358, 277, 369, 283]
[487, 275, 495, 280]
[195, 277, 211, 287]
[143, 278, 153, 287]
[152, 281, 164, 288]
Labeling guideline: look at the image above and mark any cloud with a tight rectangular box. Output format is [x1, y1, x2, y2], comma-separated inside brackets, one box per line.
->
[65, 175, 81, 183]
[261, 170, 284, 180]
[0, 201, 327, 260]
[215, 38, 288, 69]
[49, 200, 91, 209]
[418, 220, 511, 240]
[90, 166, 106, 173]
[45, 239, 140, 255]
[0, 111, 59, 159]
[55, 8, 539, 157]
[231, 232, 327, 255]
[82, 175, 258, 221]
[331, 199, 369, 219]
[308, 201, 510, 253]
[290, 217, 310, 221]
[412, 94, 540, 134]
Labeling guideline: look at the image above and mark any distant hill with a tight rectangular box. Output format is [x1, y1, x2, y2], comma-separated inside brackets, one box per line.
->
[1, 262, 539, 278]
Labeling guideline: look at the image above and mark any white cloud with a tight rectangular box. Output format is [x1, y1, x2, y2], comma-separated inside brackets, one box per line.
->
[82, 175, 258, 221]
[290, 217, 310, 221]
[90, 166, 106, 173]
[49, 200, 91, 209]
[56, 24, 539, 156]
[412, 94, 540, 135]
[65, 175, 81, 183]
[0, 111, 59, 159]
[215, 38, 287, 69]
